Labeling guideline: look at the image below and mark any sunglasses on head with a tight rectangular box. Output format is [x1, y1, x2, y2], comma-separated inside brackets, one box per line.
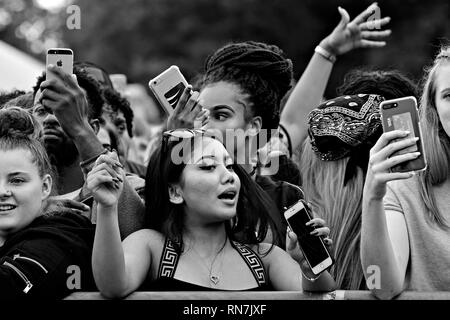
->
[161, 128, 206, 154]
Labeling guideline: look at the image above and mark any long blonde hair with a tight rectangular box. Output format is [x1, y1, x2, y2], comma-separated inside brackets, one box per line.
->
[300, 138, 365, 289]
[418, 46, 450, 228]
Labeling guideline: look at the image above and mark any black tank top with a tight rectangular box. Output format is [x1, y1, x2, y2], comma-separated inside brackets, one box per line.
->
[142, 238, 272, 291]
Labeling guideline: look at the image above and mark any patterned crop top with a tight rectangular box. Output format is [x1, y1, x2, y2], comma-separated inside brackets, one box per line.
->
[141, 238, 273, 291]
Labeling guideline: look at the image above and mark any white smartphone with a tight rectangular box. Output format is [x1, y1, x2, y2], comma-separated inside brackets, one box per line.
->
[148, 65, 189, 115]
[284, 200, 333, 275]
[46, 48, 74, 81]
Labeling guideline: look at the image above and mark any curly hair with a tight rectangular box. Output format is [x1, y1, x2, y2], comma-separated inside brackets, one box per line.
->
[102, 87, 134, 137]
[0, 90, 26, 108]
[200, 41, 293, 133]
[32, 65, 104, 121]
[337, 68, 418, 100]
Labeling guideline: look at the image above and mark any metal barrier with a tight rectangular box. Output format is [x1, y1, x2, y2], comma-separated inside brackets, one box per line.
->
[65, 290, 450, 300]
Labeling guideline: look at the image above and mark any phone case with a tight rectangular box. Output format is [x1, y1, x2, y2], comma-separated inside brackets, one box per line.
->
[380, 96, 427, 173]
[46, 48, 73, 81]
[148, 65, 189, 115]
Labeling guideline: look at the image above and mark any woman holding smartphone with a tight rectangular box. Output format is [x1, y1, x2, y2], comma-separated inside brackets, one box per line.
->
[361, 46, 450, 299]
[89, 130, 335, 298]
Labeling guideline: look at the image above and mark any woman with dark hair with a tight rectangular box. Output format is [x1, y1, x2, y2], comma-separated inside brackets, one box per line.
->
[168, 41, 305, 248]
[0, 107, 95, 299]
[89, 130, 335, 298]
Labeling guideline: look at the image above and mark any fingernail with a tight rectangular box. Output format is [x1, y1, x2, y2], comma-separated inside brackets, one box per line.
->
[310, 230, 318, 235]
[413, 152, 421, 157]
[305, 221, 313, 226]
[403, 131, 410, 135]
[48, 64, 55, 69]
[114, 161, 124, 168]
[83, 204, 90, 210]
[413, 137, 419, 141]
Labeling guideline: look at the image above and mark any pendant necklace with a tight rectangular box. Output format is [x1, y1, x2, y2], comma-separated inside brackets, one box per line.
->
[190, 238, 227, 286]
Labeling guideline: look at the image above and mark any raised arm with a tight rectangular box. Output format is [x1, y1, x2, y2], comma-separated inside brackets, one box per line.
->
[280, 3, 391, 151]
[361, 130, 418, 299]
[87, 153, 150, 298]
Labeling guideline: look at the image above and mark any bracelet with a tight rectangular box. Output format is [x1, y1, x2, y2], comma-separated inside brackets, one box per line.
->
[314, 46, 337, 63]
[79, 148, 109, 167]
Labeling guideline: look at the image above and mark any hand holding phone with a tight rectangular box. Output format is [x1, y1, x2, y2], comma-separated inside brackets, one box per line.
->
[380, 96, 427, 172]
[46, 48, 73, 81]
[284, 200, 333, 276]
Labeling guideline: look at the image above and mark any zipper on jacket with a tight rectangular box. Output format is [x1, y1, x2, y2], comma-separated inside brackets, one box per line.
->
[13, 254, 48, 273]
[3, 261, 33, 293]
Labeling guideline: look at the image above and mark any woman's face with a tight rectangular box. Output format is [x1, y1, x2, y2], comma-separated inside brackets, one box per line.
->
[198, 81, 257, 161]
[0, 149, 51, 242]
[435, 63, 450, 137]
[171, 137, 241, 225]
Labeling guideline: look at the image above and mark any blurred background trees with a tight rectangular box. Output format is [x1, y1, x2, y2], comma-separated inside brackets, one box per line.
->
[1, 0, 449, 98]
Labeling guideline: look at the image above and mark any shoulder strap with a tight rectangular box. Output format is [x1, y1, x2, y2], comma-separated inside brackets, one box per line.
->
[231, 241, 266, 286]
[157, 238, 180, 278]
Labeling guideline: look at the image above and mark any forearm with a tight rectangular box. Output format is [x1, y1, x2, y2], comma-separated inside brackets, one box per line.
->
[72, 123, 105, 162]
[92, 203, 129, 298]
[280, 43, 334, 150]
[361, 197, 404, 299]
[302, 270, 336, 292]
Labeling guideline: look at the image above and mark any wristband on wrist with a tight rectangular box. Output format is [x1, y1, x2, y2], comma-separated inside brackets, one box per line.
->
[315, 45, 337, 63]
[79, 148, 109, 167]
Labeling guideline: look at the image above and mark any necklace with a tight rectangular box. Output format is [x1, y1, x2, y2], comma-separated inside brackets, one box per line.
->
[189, 238, 227, 286]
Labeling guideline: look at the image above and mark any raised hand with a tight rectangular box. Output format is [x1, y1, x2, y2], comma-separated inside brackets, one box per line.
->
[86, 152, 125, 208]
[166, 86, 209, 130]
[364, 130, 419, 201]
[286, 217, 332, 279]
[320, 2, 391, 56]
[39, 65, 93, 139]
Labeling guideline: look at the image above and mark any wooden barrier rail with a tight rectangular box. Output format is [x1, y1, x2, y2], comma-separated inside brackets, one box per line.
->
[65, 290, 450, 300]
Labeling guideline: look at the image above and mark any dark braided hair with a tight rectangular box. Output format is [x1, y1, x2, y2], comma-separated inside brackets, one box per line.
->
[200, 41, 293, 133]
[337, 68, 419, 100]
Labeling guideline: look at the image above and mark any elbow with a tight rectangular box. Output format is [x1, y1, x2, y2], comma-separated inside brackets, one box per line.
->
[96, 283, 128, 300]
[371, 287, 403, 300]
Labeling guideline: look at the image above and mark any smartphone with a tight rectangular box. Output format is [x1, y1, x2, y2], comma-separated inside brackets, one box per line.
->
[284, 200, 333, 275]
[380, 96, 427, 173]
[148, 65, 189, 115]
[80, 196, 94, 209]
[46, 48, 74, 81]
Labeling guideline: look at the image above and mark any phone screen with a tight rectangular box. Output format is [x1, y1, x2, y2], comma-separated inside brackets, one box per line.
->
[164, 82, 186, 110]
[287, 205, 330, 268]
[391, 112, 418, 156]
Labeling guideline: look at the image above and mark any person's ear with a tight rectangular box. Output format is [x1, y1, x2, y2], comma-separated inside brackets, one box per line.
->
[90, 119, 100, 135]
[41, 174, 52, 200]
[168, 184, 184, 204]
[247, 116, 262, 137]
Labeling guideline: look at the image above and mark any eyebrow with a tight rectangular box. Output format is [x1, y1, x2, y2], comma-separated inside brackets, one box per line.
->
[195, 155, 232, 164]
[8, 172, 30, 177]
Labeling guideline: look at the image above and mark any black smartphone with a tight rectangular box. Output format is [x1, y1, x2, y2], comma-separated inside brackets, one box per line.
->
[284, 200, 333, 275]
[380, 96, 427, 172]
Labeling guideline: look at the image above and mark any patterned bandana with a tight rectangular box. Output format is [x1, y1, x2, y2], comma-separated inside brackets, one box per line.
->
[307, 94, 385, 185]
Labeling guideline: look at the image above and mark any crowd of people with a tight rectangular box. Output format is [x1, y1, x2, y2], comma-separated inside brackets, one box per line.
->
[0, 3, 449, 300]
